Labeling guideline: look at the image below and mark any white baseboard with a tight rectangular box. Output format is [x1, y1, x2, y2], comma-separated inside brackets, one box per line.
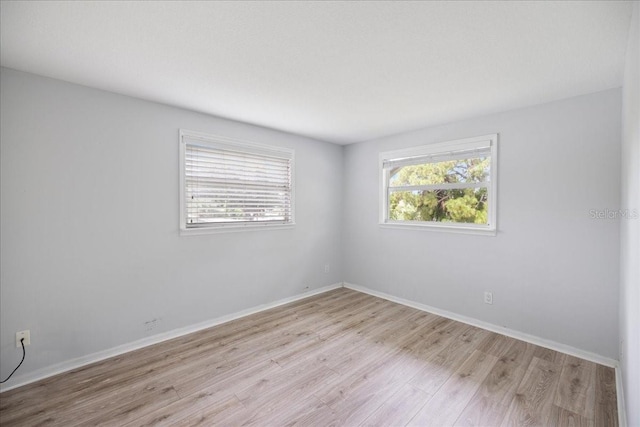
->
[0, 283, 343, 393]
[616, 365, 628, 427]
[343, 282, 619, 369]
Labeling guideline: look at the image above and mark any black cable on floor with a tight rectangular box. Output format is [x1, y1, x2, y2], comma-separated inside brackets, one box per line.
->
[1, 338, 25, 383]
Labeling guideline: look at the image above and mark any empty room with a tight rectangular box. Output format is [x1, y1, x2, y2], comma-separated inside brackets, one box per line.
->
[0, 1, 638, 426]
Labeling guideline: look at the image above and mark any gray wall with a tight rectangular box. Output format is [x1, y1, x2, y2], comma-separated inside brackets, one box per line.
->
[343, 89, 622, 359]
[620, 3, 639, 425]
[0, 68, 344, 383]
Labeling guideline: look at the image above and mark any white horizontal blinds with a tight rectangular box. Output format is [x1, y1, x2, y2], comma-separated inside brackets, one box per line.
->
[382, 144, 491, 170]
[184, 141, 292, 227]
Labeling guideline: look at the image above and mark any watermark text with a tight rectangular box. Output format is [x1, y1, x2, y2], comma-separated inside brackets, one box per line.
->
[589, 209, 639, 220]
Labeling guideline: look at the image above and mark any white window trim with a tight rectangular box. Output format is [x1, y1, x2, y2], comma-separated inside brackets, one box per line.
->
[179, 129, 295, 236]
[379, 134, 498, 236]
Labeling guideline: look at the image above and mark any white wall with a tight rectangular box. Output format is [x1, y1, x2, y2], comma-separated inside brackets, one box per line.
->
[343, 89, 622, 360]
[620, 3, 639, 425]
[0, 68, 344, 385]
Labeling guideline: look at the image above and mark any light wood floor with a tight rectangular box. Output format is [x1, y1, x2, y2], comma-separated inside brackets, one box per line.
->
[0, 288, 618, 426]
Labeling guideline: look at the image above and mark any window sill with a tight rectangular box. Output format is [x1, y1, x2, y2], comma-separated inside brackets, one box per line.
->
[180, 223, 295, 236]
[379, 221, 497, 236]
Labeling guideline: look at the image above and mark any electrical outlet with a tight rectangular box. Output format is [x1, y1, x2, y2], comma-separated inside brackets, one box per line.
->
[16, 330, 30, 347]
[484, 292, 493, 305]
[324, 263, 330, 273]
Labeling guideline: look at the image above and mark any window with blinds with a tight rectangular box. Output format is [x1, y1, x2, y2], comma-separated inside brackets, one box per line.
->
[379, 134, 498, 234]
[180, 130, 294, 233]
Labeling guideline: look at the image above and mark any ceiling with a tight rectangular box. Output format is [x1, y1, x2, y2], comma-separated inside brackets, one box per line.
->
[0, 1, 634, 144]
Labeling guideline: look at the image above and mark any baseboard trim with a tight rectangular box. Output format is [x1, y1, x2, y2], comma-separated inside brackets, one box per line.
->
[616, 365, 628, 427]
[343, 282, 619, 369]
[0, 283, 343, 393]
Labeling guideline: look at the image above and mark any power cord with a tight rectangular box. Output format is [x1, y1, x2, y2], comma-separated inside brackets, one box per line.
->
[0, 338, 26, 383]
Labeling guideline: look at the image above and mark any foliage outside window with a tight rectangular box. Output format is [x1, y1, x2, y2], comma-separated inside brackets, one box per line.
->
[380, 134, 498, 234]
[180, 130, 294, 234]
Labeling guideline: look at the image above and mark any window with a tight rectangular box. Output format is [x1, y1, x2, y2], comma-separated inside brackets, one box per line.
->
[180, 130, 294, 234]
[380, 134, 498, 234]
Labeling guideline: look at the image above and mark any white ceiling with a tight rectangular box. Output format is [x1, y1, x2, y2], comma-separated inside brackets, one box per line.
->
[0, 1, 634, 144]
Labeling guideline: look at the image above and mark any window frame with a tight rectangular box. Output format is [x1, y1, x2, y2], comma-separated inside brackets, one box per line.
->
[179, 129, 295, 235]
[379, 134, 498, 236]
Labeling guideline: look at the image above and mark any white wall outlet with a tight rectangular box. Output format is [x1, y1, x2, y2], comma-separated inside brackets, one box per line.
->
[16, 330, 30, 347]
[484, 292, 493, 305]
[324, 263, 330, 273]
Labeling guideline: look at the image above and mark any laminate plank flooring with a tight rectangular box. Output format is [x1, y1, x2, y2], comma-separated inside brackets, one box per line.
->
[554, 355, 597, 418]
[0, 288, 618, 426]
